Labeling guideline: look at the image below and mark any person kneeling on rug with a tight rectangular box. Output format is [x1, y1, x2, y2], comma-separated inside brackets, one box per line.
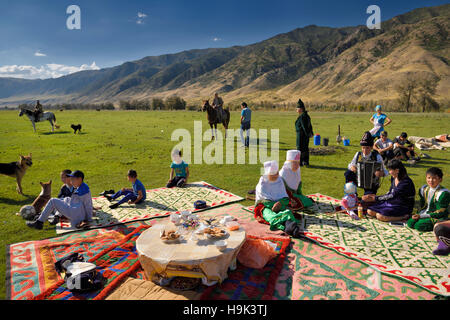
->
[106, 169, 146, 209]
[27, 170, 93, 230]
[279, 150, 313, 211]
[432, 220, 450, 256]
[166, 149, 189, 188]
[407, 167, 449, 232]
[254, 160, 302, 237]
[363, 160, 416, 222]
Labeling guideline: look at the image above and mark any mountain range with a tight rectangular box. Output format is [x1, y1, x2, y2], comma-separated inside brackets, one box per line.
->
[0, 4, 448, 108]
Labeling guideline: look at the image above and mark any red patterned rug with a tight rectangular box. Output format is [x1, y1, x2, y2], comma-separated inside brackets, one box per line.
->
[32, 225, 149, 300]
[200, 235, 291, 300]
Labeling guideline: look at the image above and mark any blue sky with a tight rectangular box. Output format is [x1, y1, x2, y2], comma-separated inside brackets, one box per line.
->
[0, 0, 447, 79]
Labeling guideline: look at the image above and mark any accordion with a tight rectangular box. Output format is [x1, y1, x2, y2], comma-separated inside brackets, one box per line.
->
[357, 161, 382, 190]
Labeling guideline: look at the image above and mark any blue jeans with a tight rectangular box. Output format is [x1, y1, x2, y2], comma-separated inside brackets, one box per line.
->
[111, 189, 138, 205]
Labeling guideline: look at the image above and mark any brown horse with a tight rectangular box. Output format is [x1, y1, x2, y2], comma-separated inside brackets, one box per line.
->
[202, 100, 230, 140]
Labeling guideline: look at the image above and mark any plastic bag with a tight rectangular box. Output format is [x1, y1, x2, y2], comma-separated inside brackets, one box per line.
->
[237, 238, 277, 269]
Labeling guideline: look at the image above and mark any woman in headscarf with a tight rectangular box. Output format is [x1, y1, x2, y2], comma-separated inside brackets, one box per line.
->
[369, 105, 392, 139]
[279, 150, 314, 210]
[254, 160, 302, 237]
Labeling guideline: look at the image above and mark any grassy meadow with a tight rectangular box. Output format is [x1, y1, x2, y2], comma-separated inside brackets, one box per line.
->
[0, 109, 449, 299]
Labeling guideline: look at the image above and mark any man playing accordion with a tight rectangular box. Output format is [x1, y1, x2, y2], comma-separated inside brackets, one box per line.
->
[344, 131, 388, 196]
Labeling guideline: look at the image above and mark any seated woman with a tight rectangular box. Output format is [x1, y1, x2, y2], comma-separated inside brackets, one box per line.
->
[254, 160, 302, 237]
[279, 150, 313, 210]
[363, 159, 416, 222]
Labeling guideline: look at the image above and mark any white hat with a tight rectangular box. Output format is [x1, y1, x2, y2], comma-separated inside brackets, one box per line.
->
[286, 150, 301, 161]
[344, 182, 357, 195]
[264, 160, 279, 176]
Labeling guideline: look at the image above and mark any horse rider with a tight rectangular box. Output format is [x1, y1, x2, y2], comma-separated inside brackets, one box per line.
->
[212, 93, 224, 123]
[33, 100, 43, 122]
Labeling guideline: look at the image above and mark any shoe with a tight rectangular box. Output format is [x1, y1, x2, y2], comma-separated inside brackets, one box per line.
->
[27, 219, 43, 230]
[109, 203, 119, 209]
[100, 190, 115, 196]
[48, 215, 60, 225]
[105, 195, 114, 202]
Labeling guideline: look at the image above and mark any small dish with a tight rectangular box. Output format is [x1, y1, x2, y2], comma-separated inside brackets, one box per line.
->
[215, 240, 227, 251]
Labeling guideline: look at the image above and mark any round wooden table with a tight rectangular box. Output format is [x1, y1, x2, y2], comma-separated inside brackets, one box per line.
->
[136, 222, 246, 286]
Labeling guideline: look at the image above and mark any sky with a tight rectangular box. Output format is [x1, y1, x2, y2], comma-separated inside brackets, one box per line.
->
[0, 0, 447, 79]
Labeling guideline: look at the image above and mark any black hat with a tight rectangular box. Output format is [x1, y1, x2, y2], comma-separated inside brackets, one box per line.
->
[360, 131, 374, 147]
[296, 99, 305, 110]
[400, 132, 408, 138]
[67, 170, 84, 180]
[381, 131, 388, 136]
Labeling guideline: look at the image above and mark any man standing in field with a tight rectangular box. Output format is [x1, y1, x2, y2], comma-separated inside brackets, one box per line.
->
[295, 99, 313, 166]
[240, 102, 252, 147]
[212, 92, 224, 123]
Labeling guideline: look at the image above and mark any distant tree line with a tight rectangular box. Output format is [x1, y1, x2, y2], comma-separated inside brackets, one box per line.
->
[118, 96, 189, 111]
[18, 102, 115, 111]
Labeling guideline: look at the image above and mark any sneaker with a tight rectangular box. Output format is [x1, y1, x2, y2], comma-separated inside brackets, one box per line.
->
[48, 215, 60, 226]
[26, 220, 43, 230]
[109, 203, 119, 209]
[99, 190, 115, 196]
[105, 195, 114, 202]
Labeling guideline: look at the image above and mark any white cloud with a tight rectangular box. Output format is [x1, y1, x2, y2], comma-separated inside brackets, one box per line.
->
[213, 37, 222, 42]
[0, 62, 100, 79]
[137, 12, 148, 24]
[34, 51, 47, 57]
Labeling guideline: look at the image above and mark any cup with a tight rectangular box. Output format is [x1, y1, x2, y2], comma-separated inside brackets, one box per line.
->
[181, 211, 191, 220]
[215, 240, 227, 251]
[170, 213, 181, 225]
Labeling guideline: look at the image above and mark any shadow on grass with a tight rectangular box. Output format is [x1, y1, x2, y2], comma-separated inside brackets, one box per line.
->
[0, 196, 34, 206]
[40, 131, 72, 135]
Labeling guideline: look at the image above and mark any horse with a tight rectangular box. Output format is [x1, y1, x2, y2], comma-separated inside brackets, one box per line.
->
[19, 106, 59, 133]
[202, 100, 230, 140]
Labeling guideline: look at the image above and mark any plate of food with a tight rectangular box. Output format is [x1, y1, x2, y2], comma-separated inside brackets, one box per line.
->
[204, 227, 228, 239]
[160, 229, 182, 243]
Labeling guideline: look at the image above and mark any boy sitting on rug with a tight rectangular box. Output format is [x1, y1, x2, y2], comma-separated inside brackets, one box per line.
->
[279, 150, 313, 210]
[166, 149, 189, 188]
[106, 169, 146, 209]
[254, 160, 303, 237]
[47, 169, 75, 225]
[27, 170, 93, 230]
[407, 167, 450, 232]
[344, 131, 388, 196]
[393, 132, 420, 164]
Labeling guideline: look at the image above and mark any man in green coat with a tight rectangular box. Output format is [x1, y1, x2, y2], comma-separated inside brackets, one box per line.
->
[295, 99, 313, 166]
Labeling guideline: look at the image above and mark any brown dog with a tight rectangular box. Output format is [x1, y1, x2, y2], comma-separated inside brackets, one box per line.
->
[0, 153, 33, 195]
[31, 180, 52, 214]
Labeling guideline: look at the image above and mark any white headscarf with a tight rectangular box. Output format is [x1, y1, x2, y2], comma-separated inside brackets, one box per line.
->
[279, 150, 301, 190]
[255, 161, 288, 203]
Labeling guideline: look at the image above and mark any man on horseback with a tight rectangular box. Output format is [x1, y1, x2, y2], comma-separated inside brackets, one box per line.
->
[33, 100, 43, 122]
[212, 93, 224, 123]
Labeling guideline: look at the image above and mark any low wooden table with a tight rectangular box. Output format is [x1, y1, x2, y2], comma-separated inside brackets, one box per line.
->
[136, 222, 246, 286]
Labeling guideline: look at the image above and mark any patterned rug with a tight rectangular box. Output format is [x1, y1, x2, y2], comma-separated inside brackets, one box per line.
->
[200, 236, 291, 300]
[246, 193, 450, 297]
[275, 239, 436, 300]
[32, 225, 149, 300]
[56, 181, 243, 234]
[6, 221, 152, 300]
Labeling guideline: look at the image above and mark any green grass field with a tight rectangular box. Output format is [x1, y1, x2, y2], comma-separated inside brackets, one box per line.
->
[0, 110, 449, 299]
